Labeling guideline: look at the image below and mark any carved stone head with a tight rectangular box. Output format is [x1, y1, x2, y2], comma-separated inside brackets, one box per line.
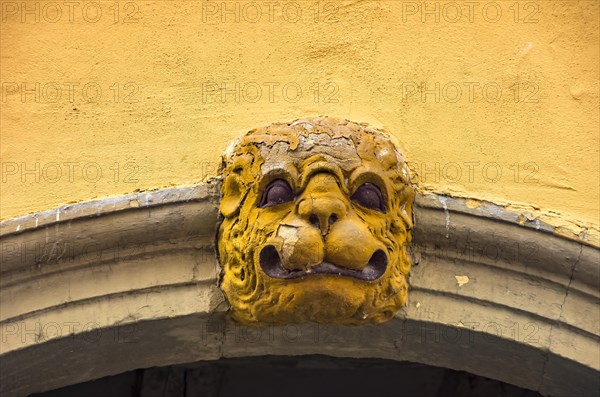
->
[217, 117, 415, 325]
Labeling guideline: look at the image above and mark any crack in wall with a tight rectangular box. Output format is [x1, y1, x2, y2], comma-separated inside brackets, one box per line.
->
[537, 243, 584, 392]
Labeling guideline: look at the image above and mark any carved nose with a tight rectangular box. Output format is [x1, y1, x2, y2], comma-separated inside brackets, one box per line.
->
[298, 198, 346, 235]
[309, 213, 338, 230]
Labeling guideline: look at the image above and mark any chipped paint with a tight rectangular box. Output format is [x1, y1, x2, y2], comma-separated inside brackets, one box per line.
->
[417, 192, 599, 247]
[465, 199, 482, 209]
[455, 275, 470, 287]
[439, 196, 450, 239]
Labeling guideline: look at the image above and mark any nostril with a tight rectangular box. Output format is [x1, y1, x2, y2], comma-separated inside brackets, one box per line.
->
[328, 214, 338, 225]
[309, 214, 320, 228]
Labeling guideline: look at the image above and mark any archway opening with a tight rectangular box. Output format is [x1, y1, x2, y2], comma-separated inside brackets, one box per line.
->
[31, 355, 543, 397]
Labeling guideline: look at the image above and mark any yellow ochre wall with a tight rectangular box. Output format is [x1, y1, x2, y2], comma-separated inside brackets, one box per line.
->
[1, 1, 598, 236]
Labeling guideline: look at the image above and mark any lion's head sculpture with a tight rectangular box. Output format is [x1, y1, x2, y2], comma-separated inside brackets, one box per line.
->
[217, 117, 415, 325]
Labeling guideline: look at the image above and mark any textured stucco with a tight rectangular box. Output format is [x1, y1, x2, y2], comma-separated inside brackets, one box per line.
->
[1, 1, 598, 238]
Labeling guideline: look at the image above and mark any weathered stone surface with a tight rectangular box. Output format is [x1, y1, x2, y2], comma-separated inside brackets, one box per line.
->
[218, 117, 415, 325]
[0, 184, 598, 396]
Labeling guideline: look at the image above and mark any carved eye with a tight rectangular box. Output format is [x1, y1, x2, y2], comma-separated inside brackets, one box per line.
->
[351, 183, 385, 212]
[259, 179, 294, 208]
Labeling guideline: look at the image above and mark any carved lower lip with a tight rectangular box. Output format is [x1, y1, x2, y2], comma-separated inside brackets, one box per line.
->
[259, 246, 387, 281]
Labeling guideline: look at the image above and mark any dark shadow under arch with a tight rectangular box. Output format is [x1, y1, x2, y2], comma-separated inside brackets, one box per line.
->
[31, 355, 543, 397]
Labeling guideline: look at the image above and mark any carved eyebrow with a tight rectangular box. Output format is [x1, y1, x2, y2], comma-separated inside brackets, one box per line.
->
[257, 164, 299, 191]
[348, 170, 390, 204]
[298, 162, 348, 194]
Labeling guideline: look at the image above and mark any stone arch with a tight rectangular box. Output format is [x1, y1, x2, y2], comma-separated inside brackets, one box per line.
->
[1, 184, 598, 396]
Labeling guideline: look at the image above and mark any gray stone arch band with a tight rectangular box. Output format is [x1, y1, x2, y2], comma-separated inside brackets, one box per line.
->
[0, 183, 598, 396]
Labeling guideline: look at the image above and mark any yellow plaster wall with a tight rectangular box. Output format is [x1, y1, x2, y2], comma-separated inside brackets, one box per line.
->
[1, 1, 598, 234]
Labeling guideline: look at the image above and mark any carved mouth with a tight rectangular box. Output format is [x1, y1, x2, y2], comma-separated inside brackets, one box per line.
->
[259, 246, 387, 281]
